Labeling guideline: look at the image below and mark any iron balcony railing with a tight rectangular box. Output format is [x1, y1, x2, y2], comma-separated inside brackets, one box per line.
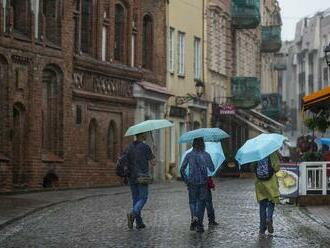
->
[261, 93, 281, 120]
[261, 25, 282, 53]
[231, 77, 261, 109]
[231, 0, 260, 29]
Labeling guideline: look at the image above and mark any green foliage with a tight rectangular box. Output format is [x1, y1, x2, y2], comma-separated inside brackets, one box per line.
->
[304, 113, 330, 133]
[300, 152, 324, 162]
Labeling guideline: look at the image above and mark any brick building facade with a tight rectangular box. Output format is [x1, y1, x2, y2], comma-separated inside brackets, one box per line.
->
[0, 0, 167, 192]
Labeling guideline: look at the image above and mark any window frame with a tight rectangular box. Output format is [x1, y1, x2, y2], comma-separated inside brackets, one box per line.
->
[177, 31, 185, 77]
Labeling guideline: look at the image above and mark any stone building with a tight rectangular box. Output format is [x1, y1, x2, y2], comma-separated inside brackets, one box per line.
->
[0, 0, 167, 192]
[279, 9, 330, 143]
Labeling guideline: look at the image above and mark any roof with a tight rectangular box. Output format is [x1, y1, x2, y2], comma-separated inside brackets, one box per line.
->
[137, 81, 173, 96]
[303, 86, 330, 112]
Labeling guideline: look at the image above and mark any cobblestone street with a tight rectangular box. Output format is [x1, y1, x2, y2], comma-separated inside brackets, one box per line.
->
[1, 179, 330, 248]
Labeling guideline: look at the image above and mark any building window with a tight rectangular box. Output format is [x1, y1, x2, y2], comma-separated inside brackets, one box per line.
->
[11, 0, 31, 36]
[142, 14, 153, 70]
[194, 37, 201, 80]
[168, 27, 175, 73]
[114, 3, 127, 63]
[42, 65, 63, 156]
[0, 56, 8, 154]
[101, 25, 107, 61]
[88, 119, 97, 160]
[324, 67, 329, 87]
[76, 105, 82, 125]
[107, 121, 118, 161]
[2, 0, 7, 32]
[81, 0, 93, 54]
[41, 0, 62, 45]
[131, 33, 136, 67]
[178, 31, 185, 76]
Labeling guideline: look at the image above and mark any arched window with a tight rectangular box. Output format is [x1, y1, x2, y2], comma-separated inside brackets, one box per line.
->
[88, 119, 97, 160]
[114, 3, 126, 63]
[0, 56, 8, 154]
[41, 0, 62, 45]
[11, 0, 31, 36]
[42, 65, 63, 156]
[81, 0, 93, 53]
[142, 14, 153, 70]
[107, 121, 118, 161]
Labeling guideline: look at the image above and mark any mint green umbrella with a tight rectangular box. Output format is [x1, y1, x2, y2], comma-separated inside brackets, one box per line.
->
[125, 119, 174, 136]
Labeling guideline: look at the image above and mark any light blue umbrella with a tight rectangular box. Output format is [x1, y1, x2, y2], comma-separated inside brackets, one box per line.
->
[178, 128, 229, 144]
[180, 142, 225, 177]
[125, 119, 174, 136]
[235, 133, 287, 166]
[318, 138, 330, 146]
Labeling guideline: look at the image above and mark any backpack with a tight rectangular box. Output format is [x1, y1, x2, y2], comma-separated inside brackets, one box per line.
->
[116, 144, 134, 177]
[255, 157, 274, 180]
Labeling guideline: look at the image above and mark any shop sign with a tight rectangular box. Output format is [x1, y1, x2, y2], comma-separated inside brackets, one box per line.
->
[279, 163, 299, 198]
[219, 105, 236, 115]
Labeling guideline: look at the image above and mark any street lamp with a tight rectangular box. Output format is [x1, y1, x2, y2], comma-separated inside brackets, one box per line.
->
[324, 43, 330, 67]
[175, 80, 205, 105]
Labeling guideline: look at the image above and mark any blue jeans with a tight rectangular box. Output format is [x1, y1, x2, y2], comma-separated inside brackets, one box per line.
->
[130, 183, 148, 225]
[188, 184, 209, 227]
[259, 199, 275, 233]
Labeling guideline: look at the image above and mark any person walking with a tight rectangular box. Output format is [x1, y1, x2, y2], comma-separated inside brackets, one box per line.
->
[180, 137, 215, 233]
[253, 152, 280, 236]
[126, 132, 156, 230]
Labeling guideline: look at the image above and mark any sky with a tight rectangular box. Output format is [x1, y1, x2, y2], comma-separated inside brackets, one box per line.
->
[278, 0, 330, 41]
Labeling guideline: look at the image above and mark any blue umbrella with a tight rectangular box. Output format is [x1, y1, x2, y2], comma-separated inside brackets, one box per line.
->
[235, 133, 287, 166]
[178, 128, 229, 144]
[318, 138, 330, 146]
[125, 119, 174, 136]
[180, 142, 225, 177]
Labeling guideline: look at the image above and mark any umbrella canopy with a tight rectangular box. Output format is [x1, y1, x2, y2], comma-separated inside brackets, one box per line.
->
[235, 133, 287, 165]
[125, 119, 174, 136]
[318, 138, 330, 146]
[178, 128, 229, 144]
[180, 142, 225, 177]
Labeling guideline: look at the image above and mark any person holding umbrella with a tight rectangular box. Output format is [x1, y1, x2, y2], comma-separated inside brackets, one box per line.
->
[180, 137, 215, 233]
[123, 119, 174, 229]
[235, 133, 286, 236]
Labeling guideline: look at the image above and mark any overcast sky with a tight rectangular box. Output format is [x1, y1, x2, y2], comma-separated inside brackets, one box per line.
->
[278, 0, 330, 41]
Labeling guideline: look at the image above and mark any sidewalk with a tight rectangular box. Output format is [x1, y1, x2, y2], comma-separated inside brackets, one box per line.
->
[0, 183, 172, 230]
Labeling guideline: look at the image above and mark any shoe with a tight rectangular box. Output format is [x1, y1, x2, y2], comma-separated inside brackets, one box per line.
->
[208, 220, 219, 226]
[196, 226, 205, 233]
[267, 220, 274, 234]
[190, 217, 198, 231]
[127, 213, 134, 230]
[136, 223, 146, 229]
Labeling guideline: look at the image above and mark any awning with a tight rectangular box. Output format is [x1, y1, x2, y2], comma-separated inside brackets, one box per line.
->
[303, 86, 330, 112]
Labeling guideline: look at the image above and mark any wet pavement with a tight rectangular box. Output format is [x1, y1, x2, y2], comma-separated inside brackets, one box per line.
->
[1, 179, 330, 248]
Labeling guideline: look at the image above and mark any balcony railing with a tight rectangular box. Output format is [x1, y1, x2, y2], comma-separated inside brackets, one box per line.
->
[261, 93, 281, 120]
[231, 77, 261, 109]
[231, 0, 260, 29]
[274, 64, 287, 71]
[299, 162, 330, 195]
[261, 25, 281, 53]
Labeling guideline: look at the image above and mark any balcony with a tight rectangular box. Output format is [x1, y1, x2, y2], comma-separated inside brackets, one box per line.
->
[231, 77, 261, 109]
[261, 93, 281, 120]
[274, 64, 287, 71]
[261, 26, 281, 53]
[231, 0, 260, 29]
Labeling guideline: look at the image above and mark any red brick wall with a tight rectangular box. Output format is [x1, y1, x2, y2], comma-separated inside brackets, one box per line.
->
[0, 0, 165, 192]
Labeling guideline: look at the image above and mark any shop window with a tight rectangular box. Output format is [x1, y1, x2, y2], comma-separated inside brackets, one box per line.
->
[142, 14, 153, 70]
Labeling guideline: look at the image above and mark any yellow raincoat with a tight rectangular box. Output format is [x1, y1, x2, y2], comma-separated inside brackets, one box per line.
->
[253, 152, 280, 204]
